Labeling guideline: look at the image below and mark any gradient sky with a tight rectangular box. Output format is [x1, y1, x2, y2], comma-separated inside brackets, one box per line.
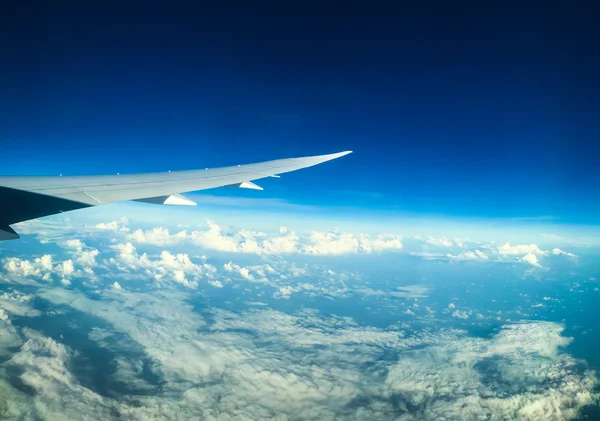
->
[1, 1, 598, 223]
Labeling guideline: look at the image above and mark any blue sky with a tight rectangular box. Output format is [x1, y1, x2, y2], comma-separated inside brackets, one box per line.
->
[1, 2, 598, 224]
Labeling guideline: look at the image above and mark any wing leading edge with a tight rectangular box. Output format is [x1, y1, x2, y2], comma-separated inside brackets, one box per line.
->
[0, 151, 352, 238]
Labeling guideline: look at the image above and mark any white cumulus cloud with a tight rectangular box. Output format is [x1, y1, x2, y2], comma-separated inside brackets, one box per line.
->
[125, 221, 402, 256]
[498, 242, 547, 256]
[426, 236, 453, 247]
[521, 252, 542, 268]
[552, 248, 577, 258]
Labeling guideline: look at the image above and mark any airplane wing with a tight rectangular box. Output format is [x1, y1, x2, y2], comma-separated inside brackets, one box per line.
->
[0, 151, 352, 240]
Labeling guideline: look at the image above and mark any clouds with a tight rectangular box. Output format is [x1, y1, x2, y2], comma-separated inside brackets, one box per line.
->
[552, 248, 577, 258]
[0, 291, 40, 319]
[124, 220, 403, 256]
[0, 284, 596, 421]
[358, 285, 431, 300]
[2, 327, 132, 420]
[381, 322, 596, 420]
[0, 214, 585, 308]
[76, 248, 100, 267]
[56, 260, 74, 277]
[94, 217, 129, 231]
[218, 260, 347, 299]
[409, 237, 578, 269]
[4, 242, 100, 282]
[522, 252, 542, 268]
[1, 198, 599, 421]
[426, 236, 453, 247]
[128, 226, 187, 247]
[0, 292, 36, 357]
[495, 242, 578, 268]
[60, 240, 100, 274]
[0, 215, 598, 421]
[61, 239, 85, 250]
[49, 217, 579, 272]
[2, 233, 354, 299]
[498, 242, 581, 268]
[301, 231, 360, 255]
[303, 231, 403, 255]
[447, 250, 489, 261]
[498, 242, 547, 256]
[223, 261, 258, 282]
[392, 285, 430, 298]
[108, 243, 216, 288]
[188, 221, 266, 253]
[261, 230, 300, 253]
[451, 309, 470, 319]
[4, 255, 54, 280]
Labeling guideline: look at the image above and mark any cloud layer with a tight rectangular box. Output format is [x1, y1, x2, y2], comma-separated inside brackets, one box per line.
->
[125, 221, 404, 256]
[0, 213, 595, 420]
[0, 286, 596, 421]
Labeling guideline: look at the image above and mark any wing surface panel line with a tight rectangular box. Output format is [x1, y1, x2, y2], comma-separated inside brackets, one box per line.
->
[78, 189, 104, 204]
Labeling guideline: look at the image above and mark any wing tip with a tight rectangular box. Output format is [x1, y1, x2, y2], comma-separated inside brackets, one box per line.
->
[324, 150, 353, 160]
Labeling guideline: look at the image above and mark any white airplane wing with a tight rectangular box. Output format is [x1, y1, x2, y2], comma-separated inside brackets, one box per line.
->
[0, 151, 352, 240]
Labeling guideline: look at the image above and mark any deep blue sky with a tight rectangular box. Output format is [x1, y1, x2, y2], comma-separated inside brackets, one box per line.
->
[1, 1, 598, 223]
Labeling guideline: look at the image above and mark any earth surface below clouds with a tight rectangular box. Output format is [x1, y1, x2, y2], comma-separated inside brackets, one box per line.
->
[0, 210, 599, 420]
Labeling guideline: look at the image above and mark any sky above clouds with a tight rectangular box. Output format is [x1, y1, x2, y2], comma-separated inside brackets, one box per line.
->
[1, 2, 599, 224]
